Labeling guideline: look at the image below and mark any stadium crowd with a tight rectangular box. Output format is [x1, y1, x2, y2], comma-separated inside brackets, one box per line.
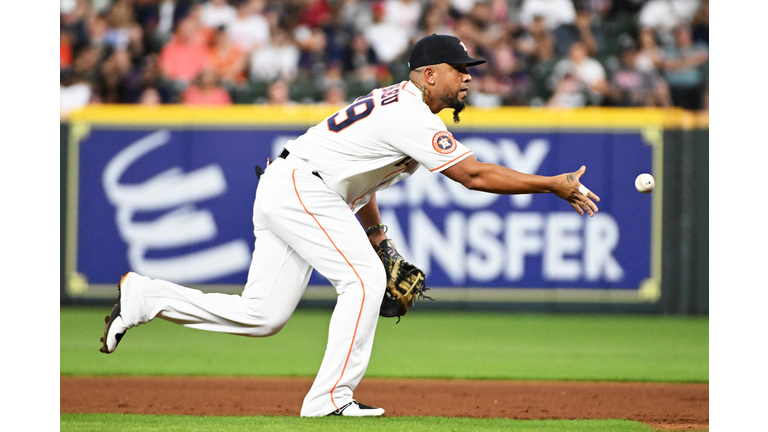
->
[60, 0, 709, 116]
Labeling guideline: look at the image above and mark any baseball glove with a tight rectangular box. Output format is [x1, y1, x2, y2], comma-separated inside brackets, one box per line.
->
[375, 239, 431, 322]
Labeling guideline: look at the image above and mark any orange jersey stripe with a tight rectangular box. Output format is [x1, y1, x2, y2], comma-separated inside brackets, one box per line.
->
[382, 166, 407, 180]
[428, 151, 473, 172]
[349, 193, 367, 210]
[402, 80, 416, 96]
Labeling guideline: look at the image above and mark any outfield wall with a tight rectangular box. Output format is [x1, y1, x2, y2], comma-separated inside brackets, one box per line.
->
[60, 106, 708, 314]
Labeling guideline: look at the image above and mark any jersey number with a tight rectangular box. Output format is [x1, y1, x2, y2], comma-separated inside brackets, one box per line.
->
[327, 98, 375, 133]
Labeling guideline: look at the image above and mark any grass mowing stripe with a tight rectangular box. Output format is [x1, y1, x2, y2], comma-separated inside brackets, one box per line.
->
[372, 312, 708, 382]
[60, 414, 655, 432]
[61, 307, 708, 382]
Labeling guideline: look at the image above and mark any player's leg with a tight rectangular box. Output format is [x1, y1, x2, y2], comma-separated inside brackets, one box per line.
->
[255, 161, 387, 417]
[100, 228, 312, 353]
[120, 229, 311, 334]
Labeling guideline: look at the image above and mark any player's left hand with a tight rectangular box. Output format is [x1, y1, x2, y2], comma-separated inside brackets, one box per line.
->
[553, 165, 600, 217]
[376, 239, 431, 322]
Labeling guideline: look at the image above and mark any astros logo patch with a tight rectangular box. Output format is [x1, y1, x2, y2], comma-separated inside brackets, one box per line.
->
[432, 131, 457, 154]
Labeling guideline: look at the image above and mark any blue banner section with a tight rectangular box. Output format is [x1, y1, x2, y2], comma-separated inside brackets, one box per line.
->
[76, 127, 653, 290]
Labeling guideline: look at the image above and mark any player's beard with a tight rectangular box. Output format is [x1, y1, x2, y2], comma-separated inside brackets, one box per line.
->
[442, 92, 466, 123]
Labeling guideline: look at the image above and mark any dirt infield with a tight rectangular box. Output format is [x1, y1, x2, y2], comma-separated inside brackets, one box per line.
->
[60, 376, 708, 431]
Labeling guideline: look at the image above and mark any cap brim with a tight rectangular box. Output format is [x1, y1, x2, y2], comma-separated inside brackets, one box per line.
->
[449, 56, 486, 67]
[410, 56, 487, 70]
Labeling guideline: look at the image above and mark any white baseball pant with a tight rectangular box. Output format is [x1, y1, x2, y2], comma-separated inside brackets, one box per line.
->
[118, 155, 387, 417]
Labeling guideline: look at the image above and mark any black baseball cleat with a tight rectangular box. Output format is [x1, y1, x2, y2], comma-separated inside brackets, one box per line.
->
[328, 401, 385, 417]
[99, 272, 130, 354]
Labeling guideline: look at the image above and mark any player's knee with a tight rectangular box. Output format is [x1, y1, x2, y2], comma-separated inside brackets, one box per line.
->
[254, 321, 286, 337]
[241, 320, 286, 337]
[241, 305, 291, 337]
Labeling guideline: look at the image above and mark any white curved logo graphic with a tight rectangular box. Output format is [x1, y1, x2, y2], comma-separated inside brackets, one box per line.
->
[102, 130, 251, 283]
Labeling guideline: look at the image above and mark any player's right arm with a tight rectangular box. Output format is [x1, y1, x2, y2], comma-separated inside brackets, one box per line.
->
[357, 193, 388, 248]
[441, 155, 600, 216]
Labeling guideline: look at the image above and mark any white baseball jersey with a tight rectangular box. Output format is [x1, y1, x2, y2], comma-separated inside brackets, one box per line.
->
[285, 80, 474, 211]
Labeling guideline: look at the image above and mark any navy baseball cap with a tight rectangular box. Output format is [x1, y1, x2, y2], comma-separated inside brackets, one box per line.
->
[408, 34, 486, 70]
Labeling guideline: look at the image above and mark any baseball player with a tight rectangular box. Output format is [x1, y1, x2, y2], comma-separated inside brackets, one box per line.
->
[99, 34, 600, 417]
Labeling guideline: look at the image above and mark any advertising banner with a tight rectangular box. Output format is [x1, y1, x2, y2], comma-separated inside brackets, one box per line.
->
[65, 108, 662, 303]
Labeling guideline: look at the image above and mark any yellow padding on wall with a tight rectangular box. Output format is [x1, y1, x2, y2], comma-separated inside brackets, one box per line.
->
[67, 105, 708, 129]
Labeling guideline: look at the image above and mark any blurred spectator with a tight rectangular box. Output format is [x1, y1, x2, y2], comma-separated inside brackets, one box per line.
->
[104, 0, 145, 61]
[300, 0, 333, 29]
[249, 27, 300, 83]
[342, 32, 382, 78]
[200, 0, 238, 30]
[133, 0, 197, 52]
[341, 33, 384, 95]
[486, 42, 533, 106]
[490, 0, 511, 25]
[553, 3, 604, 57]
[448, 0, 482, 16]
[587, 0, 641, 57]
[520, 0, 576, 32]
[94, 47, 134, 103]
[266, 79, 293, 105]
[383, 0, 423, 39]
[208, 25, 248, 87]
[296, 27, 330, 78]
[180, 66, 233, 105]
[551, 41, 608, 105]
[339, 0, 374, 35]
[690, 0, 708, 46]
[317, 63, 348, 99]
[413, 1, 454, 42]
[87, 13, 110, 50]
[364, 1, 410, 65]
[453, 1, 507, 49]
[61, 0, 92, 56]
[138, 87, 163, 105]
[228, 0, 270, 53]
[529, 30, 559, 105]
[634, 27, 664, 74]
[322, 83, 348, 105]
[662, 24, 708, 110]
[638, 0, 700, 47]
[547, 73, 587, 107]
[468, 75, 504, 108]
[513, 14, 548, 59]
[61, 69, 94, 117]
[58, 0, 708, 109]
[306, 3, 352, 68]
[597, 0, 644, 19]
[70, 45, 102, 87]
[61, 29, 74, 69]
[606, 36, 671, 107]
[91, 0, 113, 15]
[158, 15, 210, 86]
[124, 53, 175, 104]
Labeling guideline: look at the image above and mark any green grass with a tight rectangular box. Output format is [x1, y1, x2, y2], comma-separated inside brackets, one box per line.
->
[60, 414, 655, 432]
[61, 307, 708, 382]
[61, 308, 708, 431]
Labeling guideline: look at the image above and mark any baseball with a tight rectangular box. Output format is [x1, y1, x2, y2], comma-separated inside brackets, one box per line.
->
[635, 173, 655, 193]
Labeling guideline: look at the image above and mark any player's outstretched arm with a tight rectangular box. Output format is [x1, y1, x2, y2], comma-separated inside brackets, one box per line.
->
[441, 156, 600, 216]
